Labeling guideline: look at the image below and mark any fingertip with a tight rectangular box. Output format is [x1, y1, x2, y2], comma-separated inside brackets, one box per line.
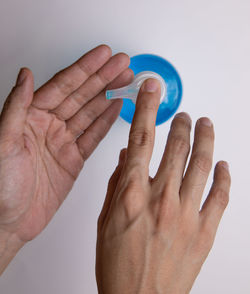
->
[214, 161, 231, 186]
[15, 67, 33, 87]
[216, 161, 230, 172]
[0, 68, 34, 139]
[10, 68, 34, 109]
[136, 78, 161, 108]
[20, 67, 32, 74]
[195, 116, 215, 140]
[140, 78, 161, 94]
[197, 117, 213, 128]
[172, 112, 192, 129]
[115, 52, 130, 67]
[174, 112, 192, 122]
[98, 44, 112, 57]
[16, 68, 26, 86]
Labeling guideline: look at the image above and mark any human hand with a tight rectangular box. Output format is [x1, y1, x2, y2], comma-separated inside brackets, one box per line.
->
[96, 79, 231, 294]
[0, 45, 133, 274]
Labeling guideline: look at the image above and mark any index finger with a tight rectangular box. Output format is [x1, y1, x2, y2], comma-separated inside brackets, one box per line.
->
[125, 78, 161, 175]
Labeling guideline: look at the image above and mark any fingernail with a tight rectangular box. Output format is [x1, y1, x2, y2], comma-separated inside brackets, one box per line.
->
[198, 117, 212, 127]
[16, 68, 27, 86]
[220, 161, 229, 171]
[175, 112, 191, 122]
[141, 79, 159, 93]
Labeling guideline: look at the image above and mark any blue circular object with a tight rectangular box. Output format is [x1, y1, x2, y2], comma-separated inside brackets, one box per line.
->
[120, 54, 183, 126]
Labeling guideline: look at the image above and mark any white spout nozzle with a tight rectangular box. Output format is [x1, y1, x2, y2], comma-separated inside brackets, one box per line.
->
[106, 71, 167, 104]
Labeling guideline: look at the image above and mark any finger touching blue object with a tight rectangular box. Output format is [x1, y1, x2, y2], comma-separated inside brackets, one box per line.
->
[119, 54, 183, 126]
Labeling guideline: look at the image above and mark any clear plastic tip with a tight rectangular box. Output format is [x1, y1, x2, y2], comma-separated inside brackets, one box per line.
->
[106, 71, 167, 104]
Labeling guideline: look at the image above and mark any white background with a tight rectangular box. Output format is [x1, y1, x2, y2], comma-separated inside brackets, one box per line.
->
[0, 0, 250, 293]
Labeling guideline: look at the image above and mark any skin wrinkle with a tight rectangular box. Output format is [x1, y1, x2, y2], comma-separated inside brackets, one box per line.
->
[0, 160, 34, 228]
[49, 54, 98, 101]
[26, 114, 73, 211]
[0, 138, 24, 162]
[53, 53, 129, 121]
[67, 99, 111, 137]
[0, 188, 34, 230]
[0, 46, 133, 275]
[82, 114, 110, 146]
[21, 130, 49, 229]
[75, 59, 93, 81]
[96, 80, 230, 293]
[75, 45, 112, 78]
[0, 46, 231, 290]
[44, 115, 79, 180]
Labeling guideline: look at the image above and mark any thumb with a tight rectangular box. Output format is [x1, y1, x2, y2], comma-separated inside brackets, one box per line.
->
[0, 68, 34, 140]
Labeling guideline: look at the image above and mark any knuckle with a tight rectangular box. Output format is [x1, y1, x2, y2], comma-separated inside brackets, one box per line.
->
[52, 73, 72, 92]
[177, 209, 198, 241]
[126, 170, 142, 185]
[139, 99, 158, 111]
[197, 226, 215, 253]
[169, 135, 190, 155]
[161, 181, 175, 195]
[129, 128, 153, 148]
[96, 71, 111, 85]
[212, 186, 229, 208]
[69, 118, 83, 135]
[192, 153, 212, 174]
[77, 61, 93, 77]
[123, 165, 144, 188]
[119, 184, 144, 220]
[172, 115, 192, 130]
[70, 91, 87, 108]
[157, 198, 179, 226]
[122, 165, 145, 189]
[85, 108, 98, 122]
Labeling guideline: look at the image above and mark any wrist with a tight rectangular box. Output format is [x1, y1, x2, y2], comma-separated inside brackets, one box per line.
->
[0, 228, 25, 275]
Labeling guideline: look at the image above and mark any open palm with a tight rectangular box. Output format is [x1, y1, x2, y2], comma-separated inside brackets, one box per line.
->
[0, 45, 132, 242]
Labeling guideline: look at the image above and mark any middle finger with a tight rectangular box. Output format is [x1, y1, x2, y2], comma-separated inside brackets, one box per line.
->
[152, 112, 191, 196]
[51, 53, 130, 120]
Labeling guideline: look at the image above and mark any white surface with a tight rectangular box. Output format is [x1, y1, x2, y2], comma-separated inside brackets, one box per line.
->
[0, 0, 250, 293]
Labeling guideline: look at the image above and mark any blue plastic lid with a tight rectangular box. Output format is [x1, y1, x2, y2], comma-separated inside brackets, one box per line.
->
[119, 54, 183, 126]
